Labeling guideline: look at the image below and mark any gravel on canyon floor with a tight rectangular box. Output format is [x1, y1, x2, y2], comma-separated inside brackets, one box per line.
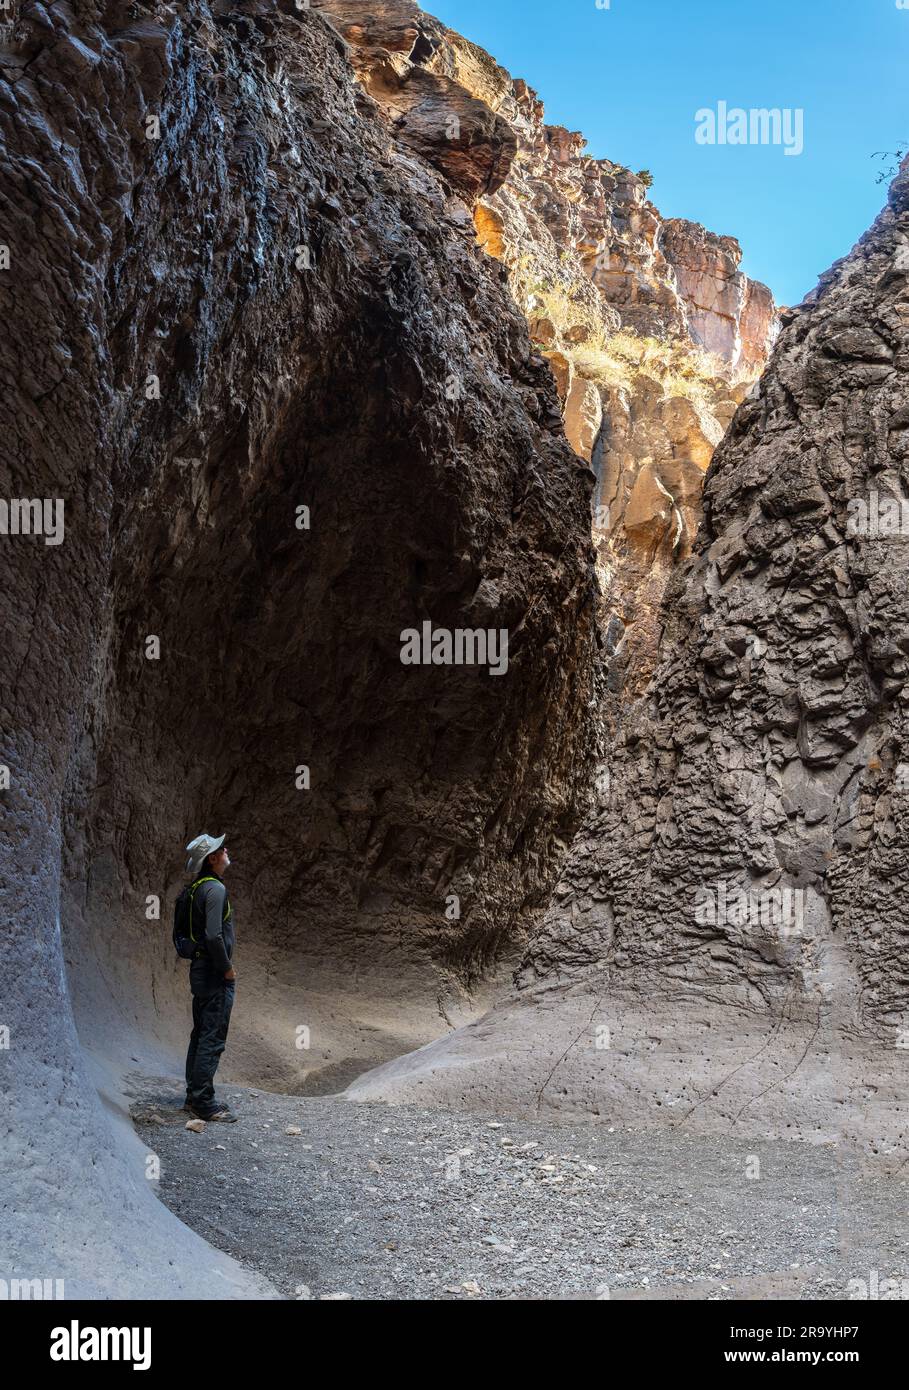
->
[130, 1080, 909, 1301]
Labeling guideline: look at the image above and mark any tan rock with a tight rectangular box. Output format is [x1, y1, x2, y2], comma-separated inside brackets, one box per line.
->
[661, 220, 777, 373]
[528, 315, 558, 346]
[660, 396, 724, 471]
[474, 203, 505, 258]
[731, 380, 756, 404]
[623, 461, 679, 547]
[712, 398, 739, 429]
[424, 23, 514, 113]
[563, 377, 602, 462]
[543, 350, 573, 404]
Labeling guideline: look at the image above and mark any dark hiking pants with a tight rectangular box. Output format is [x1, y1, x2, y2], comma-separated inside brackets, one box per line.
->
[185, 979, 235, 1115]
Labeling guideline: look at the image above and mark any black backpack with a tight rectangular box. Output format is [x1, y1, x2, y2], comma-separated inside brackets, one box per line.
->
[172, 876, 217, 959]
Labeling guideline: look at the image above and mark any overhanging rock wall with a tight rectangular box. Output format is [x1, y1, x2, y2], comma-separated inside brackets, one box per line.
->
[0, 0, 598, 1294]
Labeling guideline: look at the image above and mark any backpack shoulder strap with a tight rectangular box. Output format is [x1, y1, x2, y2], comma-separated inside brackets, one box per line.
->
[188, 876, 218, 941]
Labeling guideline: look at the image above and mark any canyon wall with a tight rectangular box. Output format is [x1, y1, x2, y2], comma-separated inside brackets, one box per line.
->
[353, 157, 909, 1159]
[325, 0, 778, 747]
[4, 0, 872, 1304]
[0, 0, 598, 1294]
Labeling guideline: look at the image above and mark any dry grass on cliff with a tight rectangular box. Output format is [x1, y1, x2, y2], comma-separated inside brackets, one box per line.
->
[527, 281, 729, 409]
[526, 280, 605, 341]
[573, 334, 728, 410]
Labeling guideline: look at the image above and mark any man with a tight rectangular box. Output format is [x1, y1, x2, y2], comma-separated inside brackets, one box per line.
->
[182, 833, 238, 1122]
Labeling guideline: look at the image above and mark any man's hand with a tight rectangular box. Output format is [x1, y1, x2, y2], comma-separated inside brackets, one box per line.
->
[224, 968, 237, 982]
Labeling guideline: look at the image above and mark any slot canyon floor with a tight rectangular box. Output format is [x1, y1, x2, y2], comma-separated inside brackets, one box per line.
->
[130, 1078, 909, 1301]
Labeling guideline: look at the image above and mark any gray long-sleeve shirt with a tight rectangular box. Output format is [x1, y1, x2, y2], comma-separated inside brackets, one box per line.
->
[192, 875, 234, 976]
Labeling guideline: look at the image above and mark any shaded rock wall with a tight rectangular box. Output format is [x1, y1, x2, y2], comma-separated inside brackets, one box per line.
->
[528, 159, 909, 1018]
[0, 0, 597, 1293]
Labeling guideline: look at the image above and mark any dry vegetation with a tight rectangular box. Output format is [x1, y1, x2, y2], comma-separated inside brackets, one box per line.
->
[525, 280, 735, 410]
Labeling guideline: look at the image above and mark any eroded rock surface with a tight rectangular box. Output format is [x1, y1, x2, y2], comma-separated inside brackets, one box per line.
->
[0, 0, 597, 1293]
[473, 79, 776, 375]
[324, 1, 779, 774]
[351, 161, 909, 1157]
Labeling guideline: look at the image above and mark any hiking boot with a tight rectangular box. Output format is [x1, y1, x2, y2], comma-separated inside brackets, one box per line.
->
[199, 1105, 238, 1123]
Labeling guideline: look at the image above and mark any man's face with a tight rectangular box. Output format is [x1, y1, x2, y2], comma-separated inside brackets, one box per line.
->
[210, 847, 230, 875]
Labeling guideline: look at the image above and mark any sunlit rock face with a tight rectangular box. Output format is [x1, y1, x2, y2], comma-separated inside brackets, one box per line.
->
[660, 219, 777, 376]
[323, 1, 777, 370]
[324, 0, 778, 768]
[471, 88, 777, 375]
[351, 160, 909, 1156]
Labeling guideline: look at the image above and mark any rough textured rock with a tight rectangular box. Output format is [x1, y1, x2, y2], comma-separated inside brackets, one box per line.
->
[351, 160, 909, 1158]
[474, 83, 777, 375]
[315, 0, 517, 199]
[327, 1, 778, 760]
[0, 0, 597, 1294]
[379, 11, 779, 755]
[322, 2, 777, 372]
[589, 377, 754, 734]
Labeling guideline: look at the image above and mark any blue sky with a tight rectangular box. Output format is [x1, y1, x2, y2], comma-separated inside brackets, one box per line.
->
[432, 0, 909, 307]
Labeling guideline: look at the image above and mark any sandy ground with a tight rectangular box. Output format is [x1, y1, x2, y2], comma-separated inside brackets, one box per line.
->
[130, 1076, 909, 1301]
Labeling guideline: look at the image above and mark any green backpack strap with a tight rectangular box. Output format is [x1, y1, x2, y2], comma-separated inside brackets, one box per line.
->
[188, 876, 218, 943]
